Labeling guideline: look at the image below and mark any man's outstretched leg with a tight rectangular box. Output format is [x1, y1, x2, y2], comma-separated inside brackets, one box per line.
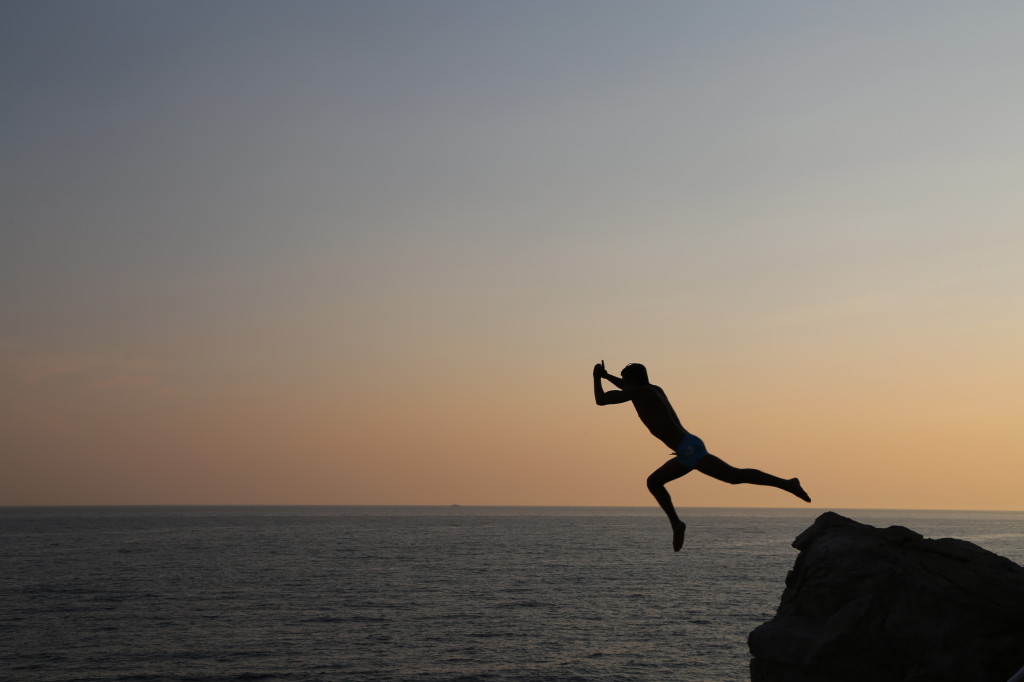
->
[647, 459, 692, 551]
[695, 455, 811, 502]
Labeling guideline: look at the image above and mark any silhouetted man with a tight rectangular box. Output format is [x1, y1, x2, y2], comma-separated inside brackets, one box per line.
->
[593, 361, 810, 551]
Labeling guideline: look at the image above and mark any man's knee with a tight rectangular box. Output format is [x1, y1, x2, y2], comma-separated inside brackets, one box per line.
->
[646, 472, 663, 493]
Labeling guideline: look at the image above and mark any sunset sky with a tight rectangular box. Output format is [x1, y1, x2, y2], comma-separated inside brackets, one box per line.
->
[3, 2, 1023, 510]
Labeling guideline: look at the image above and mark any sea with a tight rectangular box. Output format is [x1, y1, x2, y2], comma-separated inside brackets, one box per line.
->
[3, 506, 1023, 682]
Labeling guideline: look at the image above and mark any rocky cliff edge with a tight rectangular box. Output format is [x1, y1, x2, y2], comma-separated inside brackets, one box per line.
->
[748, 511, 1024, 682]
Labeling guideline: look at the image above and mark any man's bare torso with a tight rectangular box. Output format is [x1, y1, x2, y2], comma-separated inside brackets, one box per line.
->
[628, 384, 689, 450]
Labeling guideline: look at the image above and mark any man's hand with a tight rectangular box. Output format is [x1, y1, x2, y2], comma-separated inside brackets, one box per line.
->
[594, 360, 629, 405]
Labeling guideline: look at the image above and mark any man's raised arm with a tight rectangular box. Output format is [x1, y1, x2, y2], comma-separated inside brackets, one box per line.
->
[594, 361, 630, 405]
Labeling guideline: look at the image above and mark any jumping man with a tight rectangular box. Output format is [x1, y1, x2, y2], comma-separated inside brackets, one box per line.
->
[593, 361, 811, 551]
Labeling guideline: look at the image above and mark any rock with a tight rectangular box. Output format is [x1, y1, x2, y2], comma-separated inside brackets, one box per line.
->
[748, 512, 1024, 682]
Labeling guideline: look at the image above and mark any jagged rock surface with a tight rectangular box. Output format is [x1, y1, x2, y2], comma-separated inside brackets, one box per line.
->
[748, 512, 1024, 682]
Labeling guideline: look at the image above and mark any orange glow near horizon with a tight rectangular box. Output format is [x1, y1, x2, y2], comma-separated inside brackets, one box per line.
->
[3, 335, 1022, 510]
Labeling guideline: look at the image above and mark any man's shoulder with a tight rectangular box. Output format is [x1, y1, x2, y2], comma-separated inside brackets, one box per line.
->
[635, 384, 664, 398]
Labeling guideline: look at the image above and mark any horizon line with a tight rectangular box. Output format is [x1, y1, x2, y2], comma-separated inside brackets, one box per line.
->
[2, 503, 1022, 514]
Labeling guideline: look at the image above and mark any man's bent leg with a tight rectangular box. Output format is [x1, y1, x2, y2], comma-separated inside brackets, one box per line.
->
[696, 454, 811, 502]
[647, 458, 692, 551]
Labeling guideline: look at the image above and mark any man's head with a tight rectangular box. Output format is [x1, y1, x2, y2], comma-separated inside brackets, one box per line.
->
[621, 363, 649, 386]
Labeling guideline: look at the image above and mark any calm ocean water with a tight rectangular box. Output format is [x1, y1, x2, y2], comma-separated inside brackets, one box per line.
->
[3, 506, 1023, 682]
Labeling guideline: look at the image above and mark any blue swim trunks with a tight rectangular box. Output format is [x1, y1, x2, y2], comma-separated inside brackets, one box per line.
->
[674, 434, 709, 468]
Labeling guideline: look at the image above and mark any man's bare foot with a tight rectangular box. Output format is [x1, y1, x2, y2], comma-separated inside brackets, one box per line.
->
[787, 478, 811, 503]
[672, 522, 686, 551]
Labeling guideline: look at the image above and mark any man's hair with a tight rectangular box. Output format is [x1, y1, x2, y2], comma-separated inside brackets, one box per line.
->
[621, 363, 649, 384]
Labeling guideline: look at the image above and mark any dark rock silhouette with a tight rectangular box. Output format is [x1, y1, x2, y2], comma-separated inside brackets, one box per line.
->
[749, 512, 1024, 682]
